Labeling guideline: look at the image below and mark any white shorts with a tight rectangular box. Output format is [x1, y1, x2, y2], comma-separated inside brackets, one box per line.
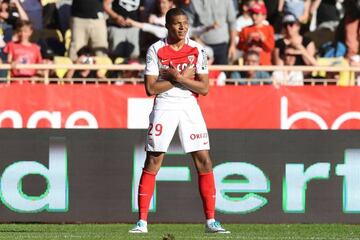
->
[145, 98, 210, 153]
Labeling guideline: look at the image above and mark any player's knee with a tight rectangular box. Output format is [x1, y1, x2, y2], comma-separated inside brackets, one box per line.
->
[196, 157, 213, 172]
[144, 152, 164, 172]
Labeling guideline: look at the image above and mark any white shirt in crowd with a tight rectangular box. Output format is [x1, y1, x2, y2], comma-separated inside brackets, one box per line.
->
[272, 70, 304, 86]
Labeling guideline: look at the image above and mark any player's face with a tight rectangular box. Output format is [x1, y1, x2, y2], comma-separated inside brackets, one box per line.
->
[167, 14, 188, 41]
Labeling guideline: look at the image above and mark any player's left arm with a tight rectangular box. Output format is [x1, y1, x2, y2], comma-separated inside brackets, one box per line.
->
[170, 45, 210, 95]
[172, 66, 209, 96]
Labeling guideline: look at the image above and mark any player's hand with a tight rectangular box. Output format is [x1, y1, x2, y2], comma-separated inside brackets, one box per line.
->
[180, 64, 195, 81]
[160, 62, 180, 83]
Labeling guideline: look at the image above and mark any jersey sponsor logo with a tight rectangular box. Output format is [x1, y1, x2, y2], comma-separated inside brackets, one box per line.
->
[176, 63, 189, 72]
[190, 133, 208, 140]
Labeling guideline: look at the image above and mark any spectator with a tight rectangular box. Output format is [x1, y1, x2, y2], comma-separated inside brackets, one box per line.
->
[273, 13, 317, 66]
[4, 20, 43, 79]
[350, 54, 360, 85]
[125, 0, 174, 39]
[69, 0, 108, 61]
[306, 0, 342, 46]
[235, 0, 269, 59]
[278, 0, 311, 24]
[0, 0, 29, 43]
[42, 0, 59, 29]
[56, 0, 72, 33]
[107, 57, 143, 84]
[0, 0, 28, 78]
[232, 0, 239, 16]
[230, 50, 271, 85]
[65, 46, 102, 82]
[205, 46, 226, 86]
[272, 45, 304, 86]
[313, 0, 341, 29]
[236, 0, 253, 33]
[0, 0, 29, 26]
[148, 0, 173, 26]
[121, 58, 142, 84]
[103, 0, 144, 59]
[126, 18, 167, 39]
[343, 0, 360, 60]
[20, 0, 43, 30]
[237, 2, 275, 65]
[142, 0, 157, 20]
[181, 0, 237, 64]
[263, 0, 281, 33]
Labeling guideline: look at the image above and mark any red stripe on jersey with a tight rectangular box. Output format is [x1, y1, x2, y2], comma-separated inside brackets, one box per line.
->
[157, 43, 200, 81]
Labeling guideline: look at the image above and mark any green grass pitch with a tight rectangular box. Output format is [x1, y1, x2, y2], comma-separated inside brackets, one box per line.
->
[0, 224, 359, 240]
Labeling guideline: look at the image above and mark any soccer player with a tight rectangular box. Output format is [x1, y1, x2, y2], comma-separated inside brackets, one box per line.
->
[128, 8, 230, 234]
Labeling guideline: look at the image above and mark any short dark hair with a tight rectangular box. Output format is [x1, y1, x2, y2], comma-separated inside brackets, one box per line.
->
[15, 20, 33, 32]
[165, 8, 187, 25]
[77, 46, 95, 56]
[245, 50, 260, 60]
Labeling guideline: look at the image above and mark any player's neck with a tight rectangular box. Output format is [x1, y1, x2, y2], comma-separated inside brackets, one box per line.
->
[167, 38, 186, 51]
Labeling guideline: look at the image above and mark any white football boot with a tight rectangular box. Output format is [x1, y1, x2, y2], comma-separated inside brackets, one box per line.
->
[128, 220, 148, 233]
[205, 220, 230, 234]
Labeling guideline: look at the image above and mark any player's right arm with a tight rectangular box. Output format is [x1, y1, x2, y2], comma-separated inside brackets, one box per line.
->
[144, 75, 174, 96]
[144, 44, 174, 96]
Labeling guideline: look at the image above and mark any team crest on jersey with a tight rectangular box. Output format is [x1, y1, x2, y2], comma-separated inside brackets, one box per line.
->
[188, 55, 195, 64]
[118, 0, 140, 12]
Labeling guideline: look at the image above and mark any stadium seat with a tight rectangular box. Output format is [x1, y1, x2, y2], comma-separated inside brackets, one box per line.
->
[31, 29, 64, 44]
[312, 57, 353, 86]
[114, 57, 125, 65]
[94, 56, 113, 78]
[53, 56, 73, 81]
[31, 29, 66, 58]
[64, 29, 71, 57]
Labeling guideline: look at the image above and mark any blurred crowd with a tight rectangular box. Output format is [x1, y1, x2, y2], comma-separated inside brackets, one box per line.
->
[0, 0, 359, 85]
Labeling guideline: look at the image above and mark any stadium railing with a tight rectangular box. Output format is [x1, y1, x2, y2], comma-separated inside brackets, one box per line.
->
[0, 64, 359, 85]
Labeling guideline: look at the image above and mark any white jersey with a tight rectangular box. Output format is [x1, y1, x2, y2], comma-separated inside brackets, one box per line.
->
[145, 38, 208, 102]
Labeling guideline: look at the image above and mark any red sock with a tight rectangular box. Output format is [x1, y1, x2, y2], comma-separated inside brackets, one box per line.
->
[138, 169, 157, 221]
[198, 171, 216, 219]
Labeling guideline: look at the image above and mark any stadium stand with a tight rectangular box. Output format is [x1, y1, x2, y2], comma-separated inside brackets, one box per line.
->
[0, 0, 356, 86]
